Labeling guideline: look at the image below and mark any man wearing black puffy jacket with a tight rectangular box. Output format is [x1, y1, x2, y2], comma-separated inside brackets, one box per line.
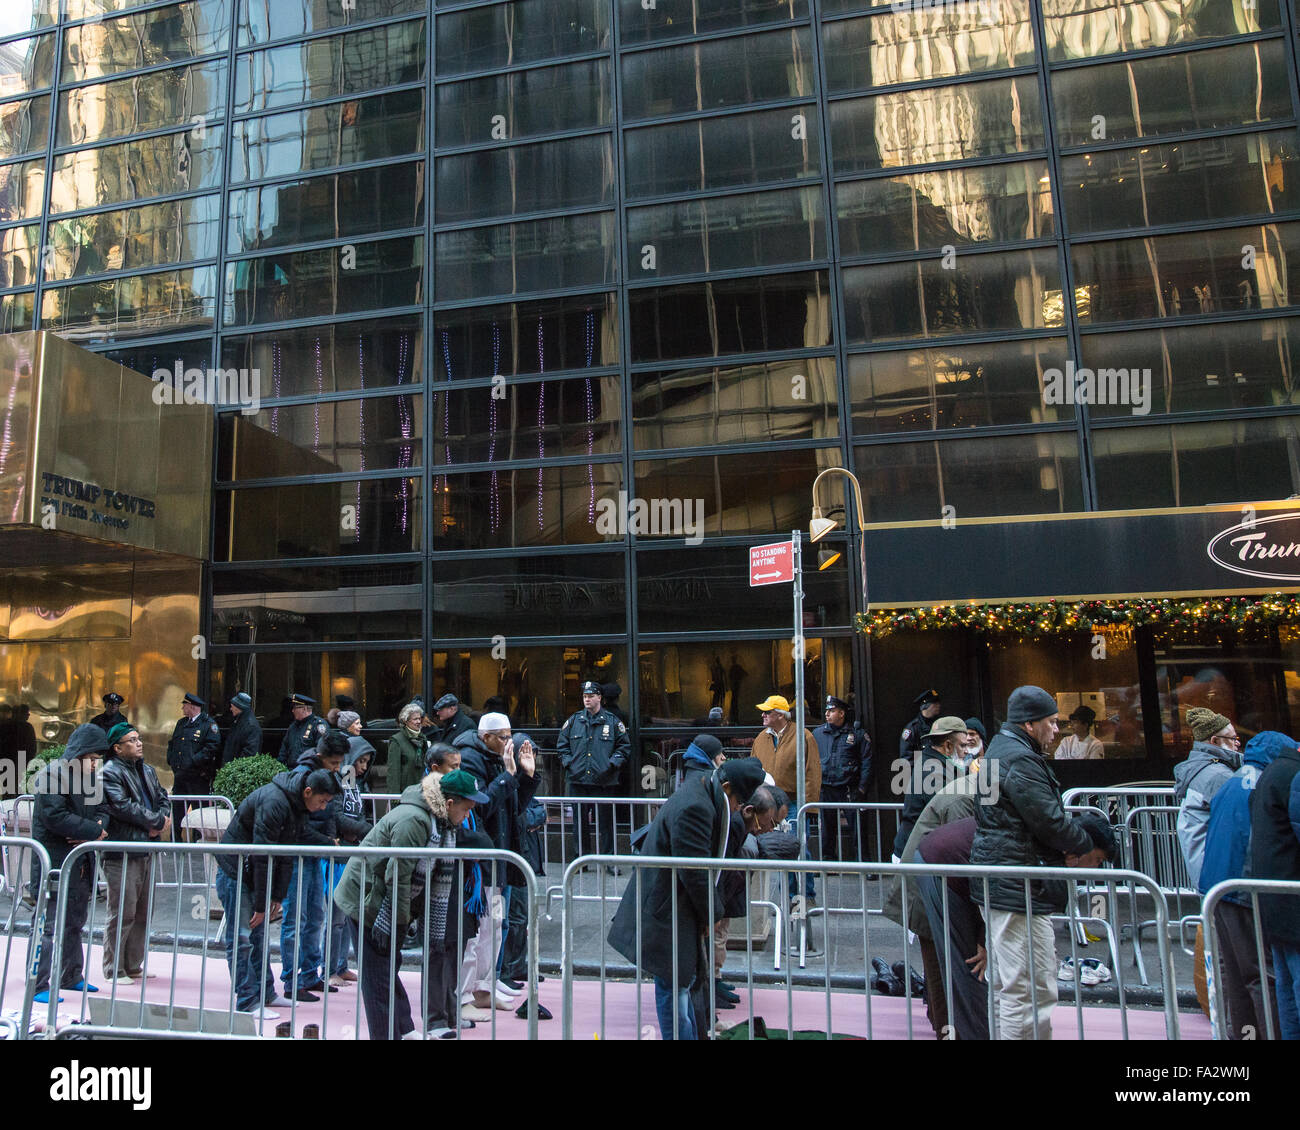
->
[969, 686, 1098, 1041]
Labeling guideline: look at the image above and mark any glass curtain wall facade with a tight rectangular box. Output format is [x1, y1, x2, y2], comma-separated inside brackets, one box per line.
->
[4, 0, 1300, 778]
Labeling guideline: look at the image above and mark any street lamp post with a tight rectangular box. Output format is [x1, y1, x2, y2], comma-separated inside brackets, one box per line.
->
[809, 467, 868, 610]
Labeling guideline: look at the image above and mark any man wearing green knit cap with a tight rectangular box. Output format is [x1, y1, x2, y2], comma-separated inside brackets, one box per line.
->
[100, 721, 171, 982]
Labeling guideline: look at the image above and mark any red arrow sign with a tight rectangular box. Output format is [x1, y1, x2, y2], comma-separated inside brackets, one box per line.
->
[750, 540, 794, 587]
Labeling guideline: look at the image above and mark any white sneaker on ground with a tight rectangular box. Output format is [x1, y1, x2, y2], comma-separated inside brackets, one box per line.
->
[427, 1026, 457, 1040]
[105, 973, 134, 985]
[1056, 959, 1077, 982]
[251, 1007, 280, 1021]
[1079, 958, 1111, 986]
[494, 979, 522, 996]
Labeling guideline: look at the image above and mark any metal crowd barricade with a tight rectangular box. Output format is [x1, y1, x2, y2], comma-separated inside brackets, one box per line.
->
[43, 839, 540, 1041]
[1123, 805, 1200, 967]
[0, 835, 51, 1039]
[157, 795, 236, 900]
[0, 796, 36, 901]
[1061, 785, 1177, 836]
[534, 795, 667, 911]
[560, 855, 1182, 1041]
[1201, 877, 1300, 1041]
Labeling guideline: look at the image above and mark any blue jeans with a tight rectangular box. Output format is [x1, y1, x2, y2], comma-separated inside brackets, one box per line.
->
[214, 870, 275, 1012]
[653, 976, 696, 1040]
[495, 886, 514, 975]
[326, 861, 351, 975]
[280, 858, 327, 990]
[1273, 943, 1300, 1040]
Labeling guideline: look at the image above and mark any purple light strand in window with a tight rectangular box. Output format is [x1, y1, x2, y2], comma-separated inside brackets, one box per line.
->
[355, 334, 365, 543]
[488, 322, 501, 533]
[584, 307, 596, 523]
[313, 335, 322, 454]
[395, 332, 412, 536]
[270, 339, 282, 434]
[536, 318, 545, 532]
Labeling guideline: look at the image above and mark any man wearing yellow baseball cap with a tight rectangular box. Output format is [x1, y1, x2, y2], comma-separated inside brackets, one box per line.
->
[751, 694, 821, 814]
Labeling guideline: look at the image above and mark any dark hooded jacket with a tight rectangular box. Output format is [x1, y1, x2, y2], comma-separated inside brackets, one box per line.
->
[1201, 731, 1293, 906]
[338, 737, 375, 844]
[969, 722, 1093, 914]
[1249, 739, 1300, 944]
[291, 744, 370, 845]
[217, 769, 314, 907]
[607, 772, 730, 987]
[31, 723, 110, 869]
[220, 708, 262, 768]
[452, 728, 539, 887]
[101, 747, 170, 845]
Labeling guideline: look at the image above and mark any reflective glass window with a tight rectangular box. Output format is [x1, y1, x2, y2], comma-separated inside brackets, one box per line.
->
[230, 88, 424, 183]
[1071, 222, 1300, 326]
[632, 356, 838, 449]
[431, 553, 627, 639]
[1079, 318, 1300, 418]
[435, 59, 610, 149]
[0, 3, 57, 36]
[58, 60, 228, 146]
[0, 223, 38, 289]
[629, 269, 832, 362]
[853, 431, 1083, 521]
[0, 34, 56, 96]
[830, 76, 1045, 175]
[227, 161, 425, 254]
[0, 95, 51, 162]
[625, 104, 820, 198]
[619, 0, 807, 43]
[49, 125, 225, 213]
[628, 185, 825, 278]
[435, 136, 613, 224]
[60, 0, 231, 82]
[433, 293, 619, 381]
[0, 290, 35, 331]
[1091, 417, 1300, 509]
[843, 247, 1064, 344]
[434, 212, 615, 302]
[234, 19, 425, 114]
[208, 649, 422, 732]
[823, 2, 1035, 95]
[46, 194, 221, 280]
[637, 545, 850, 632]
[0, 158, 42, 225]
[1041, 0, 1280, 62]
[849, 337, 1073, 434]
[430, 463, 624, 551]
[633, 447, 842, 537]
[217, 394, 423, 480]
[432, 377, 621, 465]
[40, 265, 218, 338]
[221, 315, 422, 398]
[435, 0, 611, 76]
[217, 475, 422, 560]
[97, 337, 211, 379]
[238, 0, 425, 44]
[1060, 131, 1300, 236]
[212, 562, 423, 645]
[223, 234, 424, 326]
[1051, 39, 1292, 148]
[837, 160, 1054, 258]
[620, 27, 813, 120]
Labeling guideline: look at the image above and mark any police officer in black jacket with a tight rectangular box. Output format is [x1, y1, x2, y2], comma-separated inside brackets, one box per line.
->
[166, 692, 221, 830]
[221, 692, 262, 768]
[278, 693, 328, 767]
[900, 688, 942, 764]
[558, 680, 631, 857]
[91, 692, 128, 732]
[814, 695, 872, 860]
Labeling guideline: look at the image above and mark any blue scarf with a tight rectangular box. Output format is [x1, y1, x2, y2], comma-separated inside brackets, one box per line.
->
[682, 742, 714, 771]
[462, 809, 485, 917]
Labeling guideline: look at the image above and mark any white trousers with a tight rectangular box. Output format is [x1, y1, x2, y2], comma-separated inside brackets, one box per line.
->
[458, 887, 502, 1002]
[988, 908, 1057, 1040]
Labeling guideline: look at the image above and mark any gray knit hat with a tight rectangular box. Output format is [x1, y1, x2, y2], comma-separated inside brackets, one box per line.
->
[1006, 685, 1059, 724]
[337, 710, 361, 731]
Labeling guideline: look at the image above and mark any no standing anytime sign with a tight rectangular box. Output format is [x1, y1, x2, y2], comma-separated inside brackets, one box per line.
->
[749, 540, 794, 587]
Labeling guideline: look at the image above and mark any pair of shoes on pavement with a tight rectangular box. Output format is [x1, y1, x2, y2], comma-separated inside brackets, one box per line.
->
[870, 958, 925, 998]
[514, 1000, 554, 1021]
[1057, 957, 1112, 986]
[715, 981, 740, 1005]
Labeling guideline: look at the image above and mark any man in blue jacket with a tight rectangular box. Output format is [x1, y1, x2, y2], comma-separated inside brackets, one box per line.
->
[1200, 730, 1292, 1039]
[1250, 728, 1300, 1039]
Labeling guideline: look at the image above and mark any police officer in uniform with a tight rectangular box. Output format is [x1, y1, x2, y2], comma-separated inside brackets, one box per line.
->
[814, 695, 872, 860]
[558, 680, 631, 858]
[899, 688, 942, 764]
[167, 692, 222, 832]
[91, 693, 128, 732]
[278, 693, 328, 767]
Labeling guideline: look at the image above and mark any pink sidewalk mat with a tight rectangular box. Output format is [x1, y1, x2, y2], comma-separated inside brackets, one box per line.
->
[1, 943, 1210, 1040]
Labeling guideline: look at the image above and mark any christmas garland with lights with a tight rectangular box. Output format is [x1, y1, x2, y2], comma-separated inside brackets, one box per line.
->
[856, 594, 1300, 640]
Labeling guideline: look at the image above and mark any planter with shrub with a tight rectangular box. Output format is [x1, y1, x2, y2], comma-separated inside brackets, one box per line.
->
[212, 754, 283, 809]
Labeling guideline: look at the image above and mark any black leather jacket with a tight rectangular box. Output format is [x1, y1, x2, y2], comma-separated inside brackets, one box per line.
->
[101, 755, 170, 843]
